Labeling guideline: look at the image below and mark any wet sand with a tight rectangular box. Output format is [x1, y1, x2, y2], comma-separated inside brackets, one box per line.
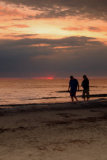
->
[0, 99, 107, 160]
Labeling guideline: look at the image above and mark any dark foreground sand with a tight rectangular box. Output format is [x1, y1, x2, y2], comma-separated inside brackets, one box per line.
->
[0, 99, 107, 160]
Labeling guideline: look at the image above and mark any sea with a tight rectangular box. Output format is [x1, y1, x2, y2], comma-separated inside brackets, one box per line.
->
[0, 78, 107, 106]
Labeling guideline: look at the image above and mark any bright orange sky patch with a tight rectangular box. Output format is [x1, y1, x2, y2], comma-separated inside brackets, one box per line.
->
[33, 77, 54, 80]
[0, 1, 107, 42]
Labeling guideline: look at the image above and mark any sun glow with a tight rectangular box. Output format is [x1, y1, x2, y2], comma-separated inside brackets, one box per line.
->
[33, 77, 54, 80]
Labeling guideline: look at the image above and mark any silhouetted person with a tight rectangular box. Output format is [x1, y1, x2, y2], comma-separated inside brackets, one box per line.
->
[68, 76, 79, 103]
[81, 75, 90, 101]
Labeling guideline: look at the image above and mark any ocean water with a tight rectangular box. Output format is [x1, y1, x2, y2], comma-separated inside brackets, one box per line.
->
[0, 78, 107, 106]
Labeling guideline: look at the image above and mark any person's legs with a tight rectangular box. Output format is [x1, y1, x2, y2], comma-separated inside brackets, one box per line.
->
[86, 89, 89, 101]
[74, 96, 78, 102]
[70, 91, 78, 102]
[70, 91, 74, 103]
[74, 91, 78, 102]
[71, 96, 74, 103]
[82, 90, 85, 101]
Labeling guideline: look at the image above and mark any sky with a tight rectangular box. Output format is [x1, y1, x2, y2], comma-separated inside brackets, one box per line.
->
[0, 0, 107, 78]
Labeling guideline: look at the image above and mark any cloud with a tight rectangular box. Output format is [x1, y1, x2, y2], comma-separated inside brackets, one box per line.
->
[0, 36, 104, 59]
[0, 24, 29, 31]
[0, 5, 24, 17]
[13, 24, 29, 28]
[62, 27, 84, 31]
[62, 26, 107, 33]
[1, 34, 38, 40]
[0, 36, 106, 77]
[0, 26, 8, 30]
[88, 26, 107, 32]
[88, 27, 101, 32]
[1, 0, 107, 20]
[7, 33, 38, 38]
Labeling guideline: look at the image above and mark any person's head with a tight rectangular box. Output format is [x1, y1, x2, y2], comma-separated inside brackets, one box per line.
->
[83, 75, 87, 79]
[70, 76, 74, 80]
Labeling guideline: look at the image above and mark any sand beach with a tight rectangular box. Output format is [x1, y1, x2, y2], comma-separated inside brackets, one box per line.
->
[0, 99, 107, 160]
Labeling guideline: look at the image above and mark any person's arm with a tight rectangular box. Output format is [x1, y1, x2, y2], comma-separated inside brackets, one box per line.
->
[81, 79, 84, 88]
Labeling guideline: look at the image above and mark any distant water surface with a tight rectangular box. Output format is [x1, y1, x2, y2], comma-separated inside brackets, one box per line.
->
[0, 79, 107, 106]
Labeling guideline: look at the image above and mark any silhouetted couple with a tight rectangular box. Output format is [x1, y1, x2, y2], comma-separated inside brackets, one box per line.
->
[68, 75, 89, 103]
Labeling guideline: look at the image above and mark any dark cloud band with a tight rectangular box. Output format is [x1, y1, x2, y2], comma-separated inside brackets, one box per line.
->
[0, 35, 106, 77]
[1, 0, 107, 20]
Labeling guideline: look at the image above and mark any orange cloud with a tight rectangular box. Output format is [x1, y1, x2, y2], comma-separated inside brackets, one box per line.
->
[13, 24, 29, 28]
[0, 24, 29, 30]
[0, 7, 23, 17]
[62, 27, 84, 31]
[62, 26, 107, 34]
[0, 3, 44, 21]
[0, 26, 8, 30]
[88, 26, 107, 32]
[88, 27, 101, 32]
[30, 43, 50, 47]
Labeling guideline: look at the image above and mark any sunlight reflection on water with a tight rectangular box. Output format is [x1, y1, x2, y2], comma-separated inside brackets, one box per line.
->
[0, 79, 107, 106]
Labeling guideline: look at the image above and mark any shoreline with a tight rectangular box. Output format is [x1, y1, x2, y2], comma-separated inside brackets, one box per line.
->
[0, 99, 107, 160]
[0, 97, 107, 109]
[0, 93, 107, 108]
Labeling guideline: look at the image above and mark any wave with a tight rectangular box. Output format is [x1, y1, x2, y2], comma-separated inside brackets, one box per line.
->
[89, 94, 107, 97]
[57, 90, 83, 93]
[27, 94, 107, 101]
[78, 94, 107, 97]
[27, 97, 63, 100]
[90, 86, 107, 88]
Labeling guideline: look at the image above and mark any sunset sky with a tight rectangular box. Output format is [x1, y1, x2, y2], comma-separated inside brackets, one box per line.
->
[0, 0, 107, 78]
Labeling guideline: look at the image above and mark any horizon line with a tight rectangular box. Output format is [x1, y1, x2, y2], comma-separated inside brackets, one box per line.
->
[0, 76, 107, 79]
